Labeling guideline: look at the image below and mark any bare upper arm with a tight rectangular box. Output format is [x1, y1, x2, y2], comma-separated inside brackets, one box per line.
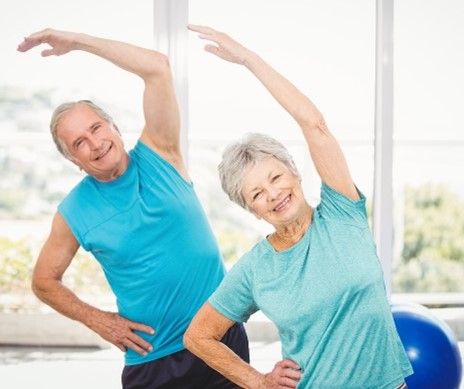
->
[185, 302, 235, 343]
[139, 74, 190, 181]
[303, 120, 360, 201]
[33, 213, 80, 283]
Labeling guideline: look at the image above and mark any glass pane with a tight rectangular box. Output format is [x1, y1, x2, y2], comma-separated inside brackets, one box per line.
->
[393, 0, 464, 293]
[188, 0, 376, 262]
[1, 0, 153, 312]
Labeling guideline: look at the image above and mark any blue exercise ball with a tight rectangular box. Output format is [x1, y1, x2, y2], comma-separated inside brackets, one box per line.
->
[392, 303, 462, 389]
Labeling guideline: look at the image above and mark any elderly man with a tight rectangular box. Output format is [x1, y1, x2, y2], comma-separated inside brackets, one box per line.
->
[18, 29, 248, 388]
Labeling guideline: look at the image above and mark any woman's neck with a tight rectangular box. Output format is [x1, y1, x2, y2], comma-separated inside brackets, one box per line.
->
[270, 204, 313, 251]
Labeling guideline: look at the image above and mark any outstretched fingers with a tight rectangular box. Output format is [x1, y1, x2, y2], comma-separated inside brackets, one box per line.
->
[17, 29, 51, 52]
[204, 44, 220, 55]
[17, 36, 41, 52]
[188, 24, 248, 65]
[188, 24, 217, 36]
[17, 28, 77, 56]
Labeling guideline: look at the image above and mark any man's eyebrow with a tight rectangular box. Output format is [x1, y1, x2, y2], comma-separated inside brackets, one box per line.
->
[89, 121, 102, 130]
[72, 136, 83, 149]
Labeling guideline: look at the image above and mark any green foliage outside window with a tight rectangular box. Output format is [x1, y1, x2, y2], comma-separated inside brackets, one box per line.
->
[393, 184, 464, 292]
[1, 181, 463, 314]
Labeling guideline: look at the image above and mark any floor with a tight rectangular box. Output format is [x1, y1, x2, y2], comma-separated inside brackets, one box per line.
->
[0, 342, 279, 389]
[0, 341, 462, 388]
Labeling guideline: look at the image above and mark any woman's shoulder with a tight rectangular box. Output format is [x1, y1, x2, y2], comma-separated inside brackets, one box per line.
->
[232, 237, 267, 263]
[236, 237, 277, 269]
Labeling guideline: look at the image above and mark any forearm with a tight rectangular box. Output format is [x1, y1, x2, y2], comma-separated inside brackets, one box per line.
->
[72, 32, 169, 81]
[243, 51, 325, 131]
[32, 277, 104, 329]
[186, 337, 264, 389]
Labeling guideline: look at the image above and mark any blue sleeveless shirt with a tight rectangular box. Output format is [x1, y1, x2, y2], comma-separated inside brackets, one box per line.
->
[58, 140, 225, 365]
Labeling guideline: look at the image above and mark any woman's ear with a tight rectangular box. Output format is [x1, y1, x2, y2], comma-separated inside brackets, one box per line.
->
[248, 206, 262, 220]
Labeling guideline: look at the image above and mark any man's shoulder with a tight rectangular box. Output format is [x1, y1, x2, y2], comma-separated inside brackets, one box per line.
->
[130, 139, 190, 183]
[60, 176, 96, 207]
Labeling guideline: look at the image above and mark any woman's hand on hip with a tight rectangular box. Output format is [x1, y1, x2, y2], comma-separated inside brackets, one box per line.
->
[261, 359, 301, 388]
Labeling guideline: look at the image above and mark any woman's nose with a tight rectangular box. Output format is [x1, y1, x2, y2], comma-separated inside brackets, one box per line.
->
[267, 186, 281, 201]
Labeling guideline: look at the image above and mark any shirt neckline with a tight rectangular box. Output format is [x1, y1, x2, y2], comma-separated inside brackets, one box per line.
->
[262, 208, 315, 256]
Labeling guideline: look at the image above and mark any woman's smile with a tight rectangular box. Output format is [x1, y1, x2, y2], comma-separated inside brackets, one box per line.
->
[272, 194, 292, 212]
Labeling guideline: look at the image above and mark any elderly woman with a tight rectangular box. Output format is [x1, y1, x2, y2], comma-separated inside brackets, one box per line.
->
[185, 25, 413, 389]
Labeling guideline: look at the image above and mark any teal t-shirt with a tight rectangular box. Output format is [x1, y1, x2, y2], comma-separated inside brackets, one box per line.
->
[58, 140, 225, 365]
[209, 183, 413, 388]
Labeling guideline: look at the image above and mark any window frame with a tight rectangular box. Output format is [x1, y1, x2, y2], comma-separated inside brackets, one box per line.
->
[155, 0, 396, 293]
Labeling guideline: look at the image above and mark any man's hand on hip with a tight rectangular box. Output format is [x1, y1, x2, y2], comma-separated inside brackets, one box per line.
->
[88, 311, 155, 356]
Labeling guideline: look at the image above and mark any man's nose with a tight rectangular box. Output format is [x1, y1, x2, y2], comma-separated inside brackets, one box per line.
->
[87, 134, 101, 150]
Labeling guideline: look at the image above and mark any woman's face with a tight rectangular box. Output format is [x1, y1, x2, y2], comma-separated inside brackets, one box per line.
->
[241, 156, 306, 227]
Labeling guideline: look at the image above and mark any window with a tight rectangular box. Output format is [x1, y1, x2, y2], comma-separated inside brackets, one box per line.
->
[392, 0, 464, 293]
[1, 0, 153, 312]
[188, 0, 376, 262]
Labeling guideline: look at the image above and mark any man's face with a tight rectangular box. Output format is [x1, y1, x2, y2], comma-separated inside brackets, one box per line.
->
[57, 104, 127, 181]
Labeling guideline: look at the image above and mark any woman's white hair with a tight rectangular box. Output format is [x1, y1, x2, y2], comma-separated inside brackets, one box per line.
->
[218, 133, 300, 209]
[50, 100, 113, 158]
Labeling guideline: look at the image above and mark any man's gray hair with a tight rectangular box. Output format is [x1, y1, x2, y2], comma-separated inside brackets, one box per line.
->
[50, 100, 113, 158]
[218, 133, 300, 209]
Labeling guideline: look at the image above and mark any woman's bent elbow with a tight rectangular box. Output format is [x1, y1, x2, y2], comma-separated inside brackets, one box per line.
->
[183, 324, 211, 356]
[183, 328, 198, 353]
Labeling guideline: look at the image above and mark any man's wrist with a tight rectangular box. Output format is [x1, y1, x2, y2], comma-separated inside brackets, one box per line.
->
[242, 50, 262, 69]
[246, 372, 266, 389]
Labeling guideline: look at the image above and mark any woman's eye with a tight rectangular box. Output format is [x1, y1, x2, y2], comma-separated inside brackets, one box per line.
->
[253, 192, 262, 201]
[272, 174, 281, 182]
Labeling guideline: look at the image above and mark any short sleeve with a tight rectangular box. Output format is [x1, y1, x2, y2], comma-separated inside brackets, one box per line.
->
[317, 183, 368, 227]
[58, 206, 88, 250]
[57, 183, 93, 251]
[209, 256, 259, 323]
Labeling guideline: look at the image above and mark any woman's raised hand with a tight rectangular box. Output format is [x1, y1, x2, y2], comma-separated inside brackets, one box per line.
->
[188, 24, 251, 65]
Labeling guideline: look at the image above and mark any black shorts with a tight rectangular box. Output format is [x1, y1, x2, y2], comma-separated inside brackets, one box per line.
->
[121, 323, 249, 389]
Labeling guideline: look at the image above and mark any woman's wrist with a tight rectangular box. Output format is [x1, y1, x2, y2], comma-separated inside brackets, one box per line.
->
[242, 49, 262, 69]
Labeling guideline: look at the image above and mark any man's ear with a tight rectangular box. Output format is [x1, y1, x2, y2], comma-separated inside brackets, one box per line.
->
[66, 153, 82, 170]
[73, 160, 83, 171]
[113, 123, 121, 135]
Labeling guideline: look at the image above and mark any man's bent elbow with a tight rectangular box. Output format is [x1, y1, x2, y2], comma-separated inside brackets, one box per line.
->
[144, 52, 171, 81]
[31, 269, 55, 302]
[31, 275, 46, 299]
